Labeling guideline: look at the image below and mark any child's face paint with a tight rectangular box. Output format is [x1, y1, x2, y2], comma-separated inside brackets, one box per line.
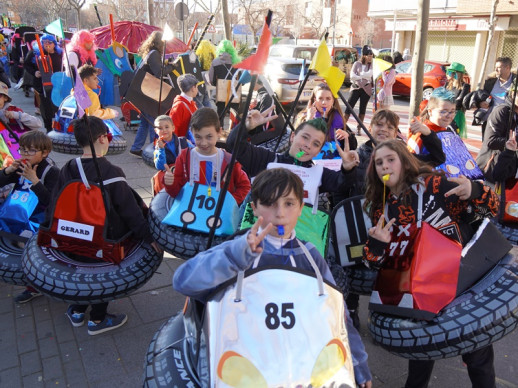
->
[289, 125, 326, 162]
[252, 189, 303, 238]
[194, 125, 219, 156]
[374, 146, 403, 194]
[155, 120, 174, 142]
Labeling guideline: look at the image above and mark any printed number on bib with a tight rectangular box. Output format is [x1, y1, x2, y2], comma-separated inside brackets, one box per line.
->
[10, 191, 30, 203]
[265, 302, 295, 330]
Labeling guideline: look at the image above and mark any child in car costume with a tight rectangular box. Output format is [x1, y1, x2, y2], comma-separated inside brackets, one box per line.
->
[40, 117, 158, 335]
[174, 168, 372, 387]
[0, 131, 59, 304]
[363, 140, 500, 388]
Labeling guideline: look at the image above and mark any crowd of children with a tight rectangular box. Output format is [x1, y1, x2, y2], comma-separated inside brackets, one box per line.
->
[1, 35, 517, 385]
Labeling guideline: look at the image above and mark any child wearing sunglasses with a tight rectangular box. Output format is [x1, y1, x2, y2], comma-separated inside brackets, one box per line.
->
[0, 131, 59, 303]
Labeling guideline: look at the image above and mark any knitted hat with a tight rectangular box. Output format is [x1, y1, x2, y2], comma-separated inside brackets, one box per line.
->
[362, 45, 373, 56]
[0, 82, 12, 103]
[178, 73, 199, 93]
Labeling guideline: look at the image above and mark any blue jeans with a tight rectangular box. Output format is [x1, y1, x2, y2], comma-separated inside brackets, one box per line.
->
[131, 112, 156, 151]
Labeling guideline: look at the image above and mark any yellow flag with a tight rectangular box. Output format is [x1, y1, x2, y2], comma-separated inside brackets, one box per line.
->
[309, 40, 345, 97]
[372, 57, 393, 79]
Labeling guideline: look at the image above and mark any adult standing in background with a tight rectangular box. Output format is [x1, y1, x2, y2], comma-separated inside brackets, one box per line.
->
[445, 62, 470, 138]
[344, 45, 373, 135]
[402, 48, 412, 60]
[475, 57, 515, 139]
[208, 40, 241, 127]
[129, 31, 173, 157]
[376, 55, 396, 111]
[24, 34, 63, 132]
[64, 30, 97, 77]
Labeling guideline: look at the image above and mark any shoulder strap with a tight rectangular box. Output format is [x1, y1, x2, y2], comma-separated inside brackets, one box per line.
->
[75, 158, 126, 188]
[180, 100, 196, 114]
[40, 164, 52, 186]
[75, 158, 91, 189]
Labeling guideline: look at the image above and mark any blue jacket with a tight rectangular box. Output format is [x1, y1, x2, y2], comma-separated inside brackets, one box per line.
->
[173, 232, 372, 384]
[153, 135, 192, 170]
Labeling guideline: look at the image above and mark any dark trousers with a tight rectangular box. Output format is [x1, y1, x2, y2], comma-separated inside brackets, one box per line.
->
[70, 303, 109, 322]
[346, 88, 371, 115]
[405, 346, 496, 388]
[36, 90, 58, 132]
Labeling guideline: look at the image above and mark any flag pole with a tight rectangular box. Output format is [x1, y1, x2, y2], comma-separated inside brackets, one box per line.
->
[206, 76, 258, 249]
[337, 90, 377, 145]
[272, 62, 312, 152]
[158, 24, 173, 116]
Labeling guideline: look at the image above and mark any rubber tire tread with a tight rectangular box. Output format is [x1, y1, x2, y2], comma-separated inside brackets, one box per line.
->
[348, 264, 378, 295]
[22, 235, 163, 304]
[494, 220, 518, 245]
[149, 191, 226, 260]
[142, 143, 156, 168]
[48, 130, 127, 155]
[368, 249, 518, 360]
[0, 236, 27, 286]
[143, 313, 200, 388]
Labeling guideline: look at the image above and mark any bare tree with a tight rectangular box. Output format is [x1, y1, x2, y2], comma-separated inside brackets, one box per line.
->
[97, 0, 148, 23]
[11, 0, 67, 27]
[68, 0, 86, 29]
[356, 18, 377, 46]
[477, 0, 499, 88]
[236, 0, 266, 43]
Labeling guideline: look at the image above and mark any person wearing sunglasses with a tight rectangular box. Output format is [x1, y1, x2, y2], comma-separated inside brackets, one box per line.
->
[0, 131, 59, 304]
[53, 117, 161, 335]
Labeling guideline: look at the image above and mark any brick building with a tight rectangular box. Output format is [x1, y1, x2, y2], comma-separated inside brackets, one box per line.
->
[368, 0, 518, 86]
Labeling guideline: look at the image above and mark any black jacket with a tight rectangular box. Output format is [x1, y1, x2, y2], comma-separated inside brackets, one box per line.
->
[50, 157, 153, 243]
[24, 49, 63, 93]
[476, 101, 518, 183]
[0, 158, 59, 216]
[226, 124, 356, 195]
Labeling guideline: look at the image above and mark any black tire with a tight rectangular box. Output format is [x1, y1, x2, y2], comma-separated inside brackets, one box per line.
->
[0, 235, 27, 286]
[143, 313, 200, 388]
[368, 249, 518, 360]
[48, 130, 127, 155]
[22, 235, 163, 304]
[142, 143, 156, 168]
[348, 264, 377, 295]
[257, 130, 291, 153]
[493, 220, 518, 245]
[149, 191, 226, 260]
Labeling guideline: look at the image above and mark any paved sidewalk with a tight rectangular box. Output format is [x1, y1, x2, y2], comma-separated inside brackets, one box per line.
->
[1, 87, 517, 387]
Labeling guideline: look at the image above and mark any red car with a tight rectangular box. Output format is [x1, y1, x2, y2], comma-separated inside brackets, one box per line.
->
[392, 60, 470, 100]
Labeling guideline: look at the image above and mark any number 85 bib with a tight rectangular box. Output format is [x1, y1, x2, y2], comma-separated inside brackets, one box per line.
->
[205, 259, 355, 387]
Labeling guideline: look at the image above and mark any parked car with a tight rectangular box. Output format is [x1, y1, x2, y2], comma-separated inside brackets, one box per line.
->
[263, 57, 324, 106]
[269, 45, 317, 61]
[392, 60, 470, 100]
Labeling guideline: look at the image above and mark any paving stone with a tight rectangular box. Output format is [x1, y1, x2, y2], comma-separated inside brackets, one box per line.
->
[36, 319, 55, 340]
[0, 366, 22, 387]
[32, 302, 52, 322]
[59, 341, 82, 364]
[15, 314, 36, 333]
[20, 350, 42, 376]
[39, 336, 60, 359]
[41, 355, 64, 382]
[62, 362, 88, 388]
[130, 286, 183, 324]
[22, 372, 44, 387]
[135, 260, 175, 293]
[17, 329, 38, 354]
[54, 322, 76, 344]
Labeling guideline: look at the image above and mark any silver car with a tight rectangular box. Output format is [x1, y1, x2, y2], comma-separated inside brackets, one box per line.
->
[263, 57, 324, 107]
